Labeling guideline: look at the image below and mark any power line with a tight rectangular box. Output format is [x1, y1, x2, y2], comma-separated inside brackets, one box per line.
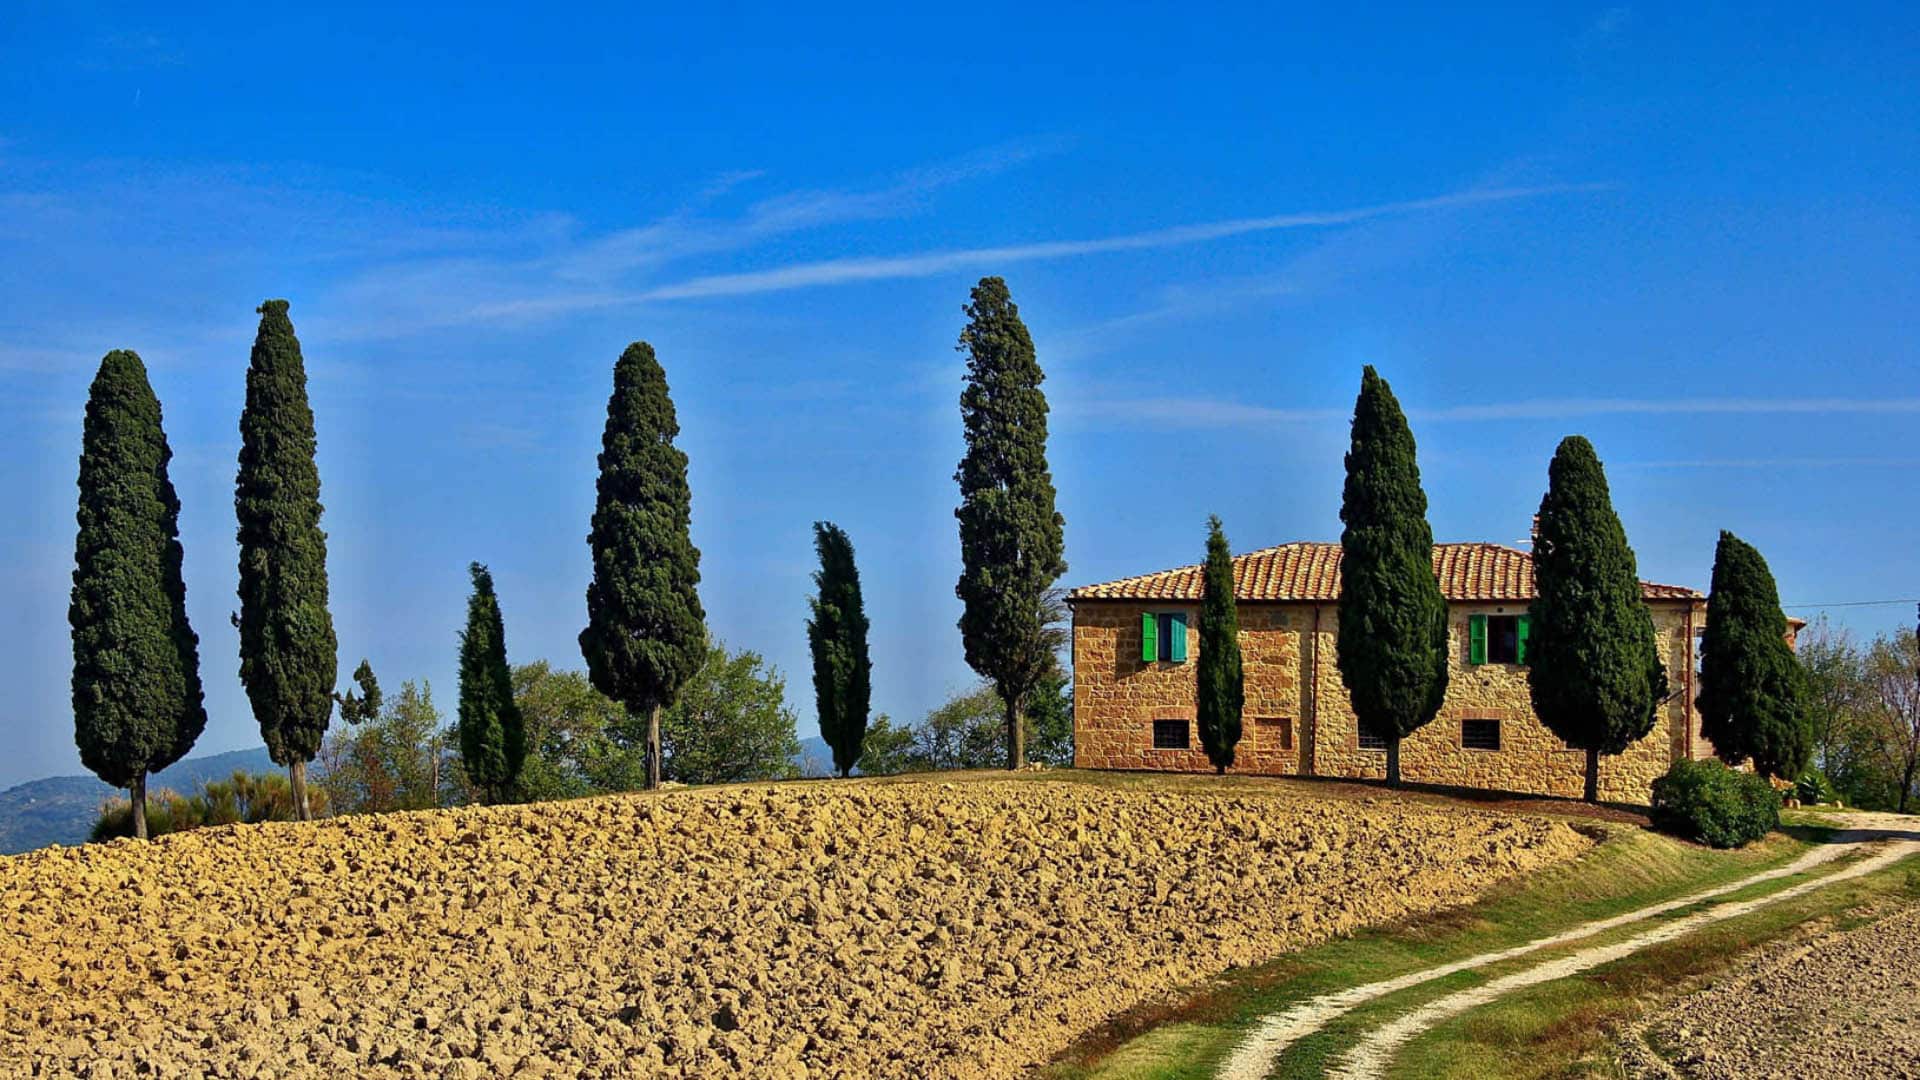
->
[1782, 598, 1920, 609]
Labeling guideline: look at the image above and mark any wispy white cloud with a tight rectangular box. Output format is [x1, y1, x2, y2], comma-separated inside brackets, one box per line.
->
[634, 184, 1602, 303]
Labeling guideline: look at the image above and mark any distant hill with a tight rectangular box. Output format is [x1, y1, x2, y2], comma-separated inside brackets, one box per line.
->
[0, 747, 276, 855]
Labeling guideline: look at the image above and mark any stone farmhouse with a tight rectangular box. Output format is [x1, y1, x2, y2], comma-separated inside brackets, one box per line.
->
[1067, 540, 1731, 803]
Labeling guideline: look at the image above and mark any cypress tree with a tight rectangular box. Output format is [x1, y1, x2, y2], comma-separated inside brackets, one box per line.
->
[70, 350, 208, 840]
[1336, 366, 1449, 787]
[954, 276, 1068, 770]
[580, 341, 706, 790]
[1699, 531, 1811, 781]
[334, 659, 382, 726]
[807, 521, 872, 778]
[1196, 515, 1244, 774]
[236, 300, 337, 821]
[458, 563, 525, 804]
[1528, 436, 1669, 802]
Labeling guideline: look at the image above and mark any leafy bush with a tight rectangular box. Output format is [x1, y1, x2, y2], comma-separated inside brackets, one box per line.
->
[1649, 759, 1779, 849]
[1795, 767, 1838, 807]
[92, 771, 328, 841]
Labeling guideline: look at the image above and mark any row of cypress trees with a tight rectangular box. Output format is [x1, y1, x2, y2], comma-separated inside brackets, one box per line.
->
[1190, 367, 1811, 802]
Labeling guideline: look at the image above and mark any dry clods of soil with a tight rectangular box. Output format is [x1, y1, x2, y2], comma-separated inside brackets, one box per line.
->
[0, 775, 1587, 1078]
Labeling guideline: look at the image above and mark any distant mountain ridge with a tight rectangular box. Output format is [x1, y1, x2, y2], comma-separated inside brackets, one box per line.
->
[0, 747, 277, 855]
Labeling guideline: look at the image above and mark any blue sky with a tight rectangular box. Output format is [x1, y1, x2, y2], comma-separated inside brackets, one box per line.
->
[2, 3, 1916, 789]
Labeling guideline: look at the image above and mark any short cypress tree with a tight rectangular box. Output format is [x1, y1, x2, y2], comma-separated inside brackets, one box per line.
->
[1528, 436, 1669, 803]
[334, 659, 383, 726]
[235, 300, 337, 820]
[1336, 366, 1449, 787]
[807, 522, 872, 778]
[70, 350, 208, 840]
[458, 563, 524, 804]
[1699, 531, 1811, 781]
[580, 341, 706, 790]
[1196, 515, 1244, 774]
[954, 277, 1068, 769]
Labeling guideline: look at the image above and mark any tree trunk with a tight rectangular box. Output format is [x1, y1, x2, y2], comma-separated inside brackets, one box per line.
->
[1901, 756, 1917, 814]
[1385, 738, 1401, 787]
[429, 736, 440, 808]
[646, 704, 663, 790]
[1584, 746, 1600, 803]
[289, 759, 311, 821]
[130, 774, 148, 841]
[1005, 696, 1025, 771]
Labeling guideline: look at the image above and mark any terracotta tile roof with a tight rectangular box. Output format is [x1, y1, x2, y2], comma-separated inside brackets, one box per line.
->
[1067, 542, 1702, 603]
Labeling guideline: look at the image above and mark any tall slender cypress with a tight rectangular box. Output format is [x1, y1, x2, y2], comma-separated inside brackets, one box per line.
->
[70, 350, 207, 840]
[808, 522, 872, 778]
[1528, 436, 1668, 802]
[1196, 515, 1244, 774]
[580, 341, 705, 790]
[1336, 366, 1449, 787]
[458, 563, 525, 803]
[954, 277, 1068, 770]
[235, 300, 336, 820]
[1699, 531, 1810, 780]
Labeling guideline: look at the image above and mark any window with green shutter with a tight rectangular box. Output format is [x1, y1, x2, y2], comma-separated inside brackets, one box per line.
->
[1471, 614, 1525, 665]
[1140, 612, 1190, 664]
[1516, 614, 1531, 666]
[1468, 614, 1488, 665]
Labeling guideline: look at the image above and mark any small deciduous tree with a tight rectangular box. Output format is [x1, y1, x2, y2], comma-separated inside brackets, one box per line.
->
[235, 300, 337, 820]
[318, 677, 449, 814]
[807, 522, 871, 777]
[458, 563, 524, 804]
[1336, 366, 1448, 787]
[954, 277, 1068, 769]
[1698, 531, 1811, 781]
[1196, 515, 1244, 774]
[70, 350, 208, 839]
[580, 342, 706, 790]
[513, 661, 641, 801]
[660, 638, 802, 785]
[1527, 436, 1668, 803]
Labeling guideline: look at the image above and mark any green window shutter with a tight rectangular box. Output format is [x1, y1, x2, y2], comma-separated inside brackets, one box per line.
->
[1468, 614, 1488, 665]
[1141, 611, 1158, 663]
[1168, 612, 1189, 662]
[1516, 614, 1532, 666]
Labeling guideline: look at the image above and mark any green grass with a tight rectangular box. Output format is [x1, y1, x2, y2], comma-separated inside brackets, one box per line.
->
[1043, 823, 1813, 1080]
[1386, 852, 1920, 1079]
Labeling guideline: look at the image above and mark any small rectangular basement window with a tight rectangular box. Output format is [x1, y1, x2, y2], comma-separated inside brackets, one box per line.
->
[1462, 718, 1502, 751]
[1140, 611, 1190, 663]
[1254, 716, 1293, 751]
[1357, 725, 1388, 752]
[1152, 719, 1190, 750]
[1468, 614, 1530, 665]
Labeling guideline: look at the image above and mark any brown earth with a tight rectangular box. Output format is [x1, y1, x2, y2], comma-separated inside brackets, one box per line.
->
[0, 773, 1588, 1079]
[1620, 896, 1920, 1079]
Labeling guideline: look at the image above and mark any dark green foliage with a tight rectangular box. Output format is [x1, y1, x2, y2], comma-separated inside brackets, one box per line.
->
[1527, 436, 1669, 802]
[954, 277, 1068, 769]
[334, 659, 382, 727]
[91, 771, 327, 842]
[1196, 515, 1244, 774]
[1698, 531, 1811, 781]
[1024, 672, 1075, 768]
[235, 300, 337, 819]
[1649, 759, 1779, 849]
[807, 522, 871, 777]
[580, 341, 705, 790]
[1795, 767, 1837, 807]
[660, 638, 802, 785]
[1335, 367, 1448, 786]
[458, 563, 524, 804]
[856, 714, 918, 776]
[70, 350, 208, 837]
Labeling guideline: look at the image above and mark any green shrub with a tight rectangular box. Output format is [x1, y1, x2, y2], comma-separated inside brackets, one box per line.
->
[1795, 767, 1838, 807]
[1649, 758, 1779, 848]
[91, 771, 327, 842]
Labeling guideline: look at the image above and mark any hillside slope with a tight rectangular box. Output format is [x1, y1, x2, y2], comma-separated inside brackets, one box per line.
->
[0, 773, 1587, 1078]
[0, 747, 277, 854]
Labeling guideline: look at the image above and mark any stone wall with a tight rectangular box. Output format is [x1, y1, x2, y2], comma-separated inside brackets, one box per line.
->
[1071, 597, 1709, 804]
